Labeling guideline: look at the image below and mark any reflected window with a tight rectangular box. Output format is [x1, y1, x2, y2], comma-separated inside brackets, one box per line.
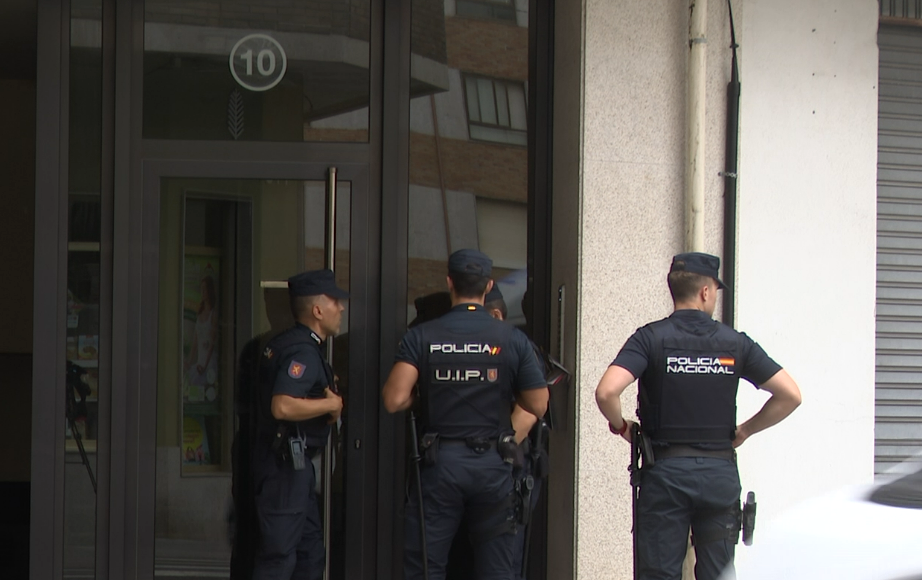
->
[408, 0, 530, 325]
[143, 0, 371, 142]
[456, 0, 517, 22]
[464, 75, 527, 146]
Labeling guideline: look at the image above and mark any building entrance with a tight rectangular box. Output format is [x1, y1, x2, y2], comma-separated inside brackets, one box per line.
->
[30, 0, 554, 578]
[145, 164, 373, 579]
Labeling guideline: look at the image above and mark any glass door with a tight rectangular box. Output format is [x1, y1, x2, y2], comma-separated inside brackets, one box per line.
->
[141, 162, 373, 580]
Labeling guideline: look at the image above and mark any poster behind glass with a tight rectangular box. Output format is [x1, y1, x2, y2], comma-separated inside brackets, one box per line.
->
[182, 254, 221, 467]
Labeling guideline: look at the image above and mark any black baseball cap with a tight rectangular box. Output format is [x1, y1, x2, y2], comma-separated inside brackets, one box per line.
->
[408, 291, 452, 328]
[448, 249, 492, 277]
[484, 285, 504, 304]
[670, 252, 727, 290]
[288, 269, 349, 299]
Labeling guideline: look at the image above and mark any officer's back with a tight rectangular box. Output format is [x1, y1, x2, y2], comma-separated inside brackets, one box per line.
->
[412, 305, 517, 440]
[383, 249, 548, 580]
[595, 252, 802, 580]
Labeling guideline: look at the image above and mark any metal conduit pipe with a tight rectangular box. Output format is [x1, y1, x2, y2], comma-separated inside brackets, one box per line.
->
[722, 0, 741, 327]
[686, 0, 707, 252]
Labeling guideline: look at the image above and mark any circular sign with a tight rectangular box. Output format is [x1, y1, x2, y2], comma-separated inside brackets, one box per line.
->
[229, 34, 288, 92]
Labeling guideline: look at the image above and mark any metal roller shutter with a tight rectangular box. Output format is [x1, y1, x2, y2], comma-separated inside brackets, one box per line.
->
[877, 24, 922, 475]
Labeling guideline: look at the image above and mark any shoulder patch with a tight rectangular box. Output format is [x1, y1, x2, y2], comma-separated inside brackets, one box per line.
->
[288, 360, 306, 379]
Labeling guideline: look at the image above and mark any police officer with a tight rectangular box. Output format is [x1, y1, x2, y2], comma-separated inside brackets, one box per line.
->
[252, 269, 347, 580]
[446, 284, 547, 580]
[594, 252, 802, 580]
[383, 249, 549, 580]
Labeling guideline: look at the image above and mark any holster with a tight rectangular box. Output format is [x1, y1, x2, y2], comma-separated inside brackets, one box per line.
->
[527, 420, 550, 479]
[497, 433, 518, 464]
[419, 432, 439, 466]
[741, 491, 757, 545]
[629, 423, 648, 489]
[272, 423, 291, 461]
[639, 431, 655, 468]
[514, 474, 535, 526]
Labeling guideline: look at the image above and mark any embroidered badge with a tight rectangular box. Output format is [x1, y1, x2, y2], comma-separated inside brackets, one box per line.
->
[487, 368, 498, 382]
[263, 347, 274, 359]
[288, 360, 306, 379]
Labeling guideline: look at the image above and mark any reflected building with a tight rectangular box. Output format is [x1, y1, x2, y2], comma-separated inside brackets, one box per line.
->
[408, 0, 531, 327]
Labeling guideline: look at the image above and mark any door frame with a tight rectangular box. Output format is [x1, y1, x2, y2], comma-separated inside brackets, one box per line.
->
[107, 0, 390, 573]
[127, 158, 379, 579]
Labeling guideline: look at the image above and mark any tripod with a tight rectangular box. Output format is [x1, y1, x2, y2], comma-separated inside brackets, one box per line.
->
[66, 361, 97, 493]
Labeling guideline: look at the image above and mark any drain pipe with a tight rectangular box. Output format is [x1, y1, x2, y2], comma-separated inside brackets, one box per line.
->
[721, 0, 741, 327]
[684, 2, 711, 573]
[686, 0, 707, 252]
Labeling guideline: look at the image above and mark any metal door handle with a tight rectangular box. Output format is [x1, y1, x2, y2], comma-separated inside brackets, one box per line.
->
[323, 166, 337, 580]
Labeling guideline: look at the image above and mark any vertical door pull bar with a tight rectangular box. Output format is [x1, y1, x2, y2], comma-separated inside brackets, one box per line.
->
[557, 284, 566, 367]
[323, 166, 337, 580]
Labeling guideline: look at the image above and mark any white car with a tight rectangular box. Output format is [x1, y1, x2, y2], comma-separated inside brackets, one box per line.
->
[723, 459, 922, 580]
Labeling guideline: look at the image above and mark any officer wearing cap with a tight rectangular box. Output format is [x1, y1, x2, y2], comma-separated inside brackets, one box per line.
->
[383, 249, 549, 580]
[252, 269, 347, 580]
[445, 284, 548, 580]
[594, 252, 802, 580]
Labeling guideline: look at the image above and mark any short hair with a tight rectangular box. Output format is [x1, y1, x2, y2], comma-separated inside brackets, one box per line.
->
[484, 297, 508, 320]
[449, 272, 490, 300]
[667, 271, 713, 302]
[290, 294, 322, 320]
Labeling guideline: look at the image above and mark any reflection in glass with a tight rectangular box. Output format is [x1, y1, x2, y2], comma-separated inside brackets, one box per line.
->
[65, 0, 103, 576]
[143, 0, 371, 142]
[408, 0, 530, 325]
[155, 178, 350, 579]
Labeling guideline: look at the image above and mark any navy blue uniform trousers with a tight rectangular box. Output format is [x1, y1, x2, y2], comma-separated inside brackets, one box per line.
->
[405, 443, 517, 580]
[445, 456, 541, 580]
[636, 457, 741, 580]
[252, 455, 324, 580]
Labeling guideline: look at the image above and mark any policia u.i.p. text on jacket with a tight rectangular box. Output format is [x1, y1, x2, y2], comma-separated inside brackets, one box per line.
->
[382, 249, 549, 580]
[595, 252, 802, 580]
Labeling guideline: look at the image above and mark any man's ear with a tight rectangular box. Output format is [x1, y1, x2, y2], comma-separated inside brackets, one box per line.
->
[485, 279, 494, 295]
[699, 283, 710, 304]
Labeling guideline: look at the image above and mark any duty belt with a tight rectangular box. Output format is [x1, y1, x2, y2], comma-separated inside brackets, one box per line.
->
[441, 437, 496, 452]
[652, 445, 735, 462]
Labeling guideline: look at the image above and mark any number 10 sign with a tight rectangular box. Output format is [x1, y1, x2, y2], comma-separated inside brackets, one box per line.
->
[229, 34, 288, 92]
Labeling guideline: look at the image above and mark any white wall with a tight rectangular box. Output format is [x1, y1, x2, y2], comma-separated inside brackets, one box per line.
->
[734, 0, 878, 570]
[562, 0, 879, 578]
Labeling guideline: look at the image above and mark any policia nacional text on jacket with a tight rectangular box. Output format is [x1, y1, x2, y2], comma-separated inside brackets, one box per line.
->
[382, 249, 550, 580]
[594, 252, 802, 580]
